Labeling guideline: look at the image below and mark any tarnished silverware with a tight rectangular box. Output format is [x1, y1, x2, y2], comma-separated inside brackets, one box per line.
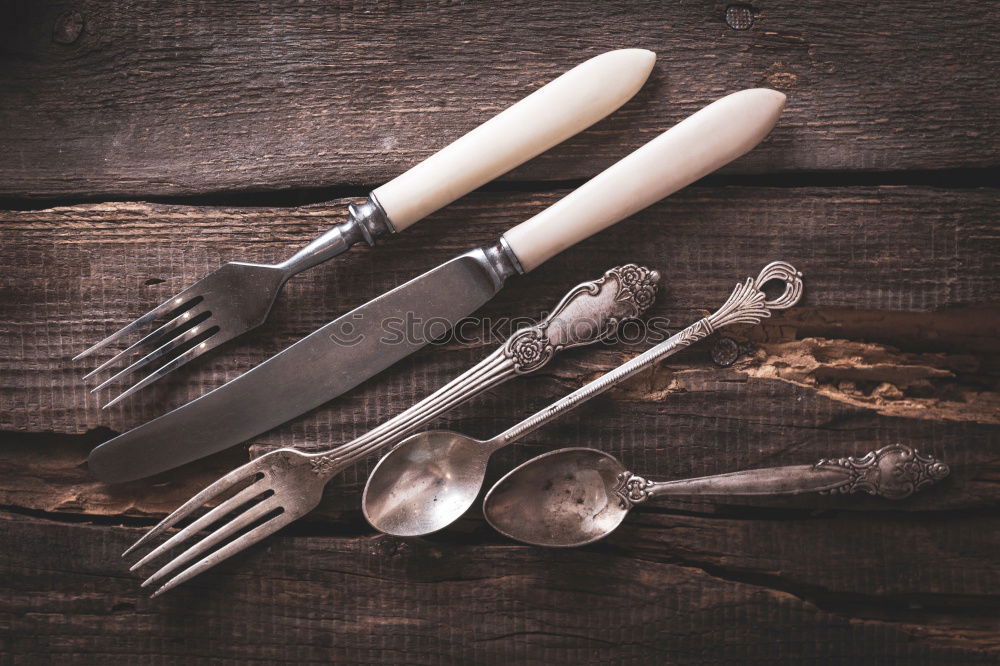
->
[484, 444, 950, 547]
[88, 88, 786, 482]
[362, 261, 804, 537]
[76, 49, 657, 407]
[123, 264, 660, 596]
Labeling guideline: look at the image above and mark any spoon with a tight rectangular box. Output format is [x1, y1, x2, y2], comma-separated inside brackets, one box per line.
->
[483, 444, 950, 546]
[363, 261, 804, 536]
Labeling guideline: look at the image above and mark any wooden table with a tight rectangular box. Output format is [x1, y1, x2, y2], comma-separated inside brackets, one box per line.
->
[2, 1, 998, 663]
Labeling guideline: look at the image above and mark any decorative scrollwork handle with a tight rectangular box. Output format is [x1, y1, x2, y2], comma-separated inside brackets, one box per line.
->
[505, 264, 660, 373]
[306, 265, 659, 477]
[674, 260, 804, 348]
[631, 444, 949, 501]
[491, 262, 805, 449]
[815, 444, 951, 499]
[613, 471, 654, 508]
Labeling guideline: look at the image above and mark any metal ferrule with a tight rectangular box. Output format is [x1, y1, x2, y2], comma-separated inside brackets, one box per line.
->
[481, 236, 525, 287]
[350, 193, 396, 243]
[275, 194, 393, 276]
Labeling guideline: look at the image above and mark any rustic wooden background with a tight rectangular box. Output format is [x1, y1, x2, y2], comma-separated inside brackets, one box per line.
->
[1, 0, 998, 663]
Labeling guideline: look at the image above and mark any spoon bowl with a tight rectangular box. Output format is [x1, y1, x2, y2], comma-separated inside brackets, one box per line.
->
[484, 443, 951, 547]
[363, 430, 494, 536]
[363, 262, 805, 538]
[483, 448, 629, 547]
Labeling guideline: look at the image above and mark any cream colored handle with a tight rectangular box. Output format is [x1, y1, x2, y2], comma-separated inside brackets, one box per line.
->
[371, 49, 656, 231]
[502, 89, 787, 272]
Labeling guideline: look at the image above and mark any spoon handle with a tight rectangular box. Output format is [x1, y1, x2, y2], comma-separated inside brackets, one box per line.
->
[488, 261, 804, 449]
[308, 264, 660, 473]
[614, 444, 949, 505]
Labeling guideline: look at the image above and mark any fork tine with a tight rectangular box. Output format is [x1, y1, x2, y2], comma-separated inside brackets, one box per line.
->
[141, 495, 284, 589]
[82, 303, 208, 380]
[122, 457, 269, 558]
[74, 292, 202, 361]
[91, 321, 216, 393]
[101, 331, 223, 409]
[149, 511, 295, 598]
[129, 479, 269, 572]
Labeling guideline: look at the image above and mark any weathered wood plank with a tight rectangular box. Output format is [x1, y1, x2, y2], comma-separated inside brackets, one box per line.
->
[1, 187, 995, 432]
[2, 511, 997, 664]
[0, 187, 996, 520]
[1, 1, 996, 660]
[1, 0, 997, 199]
[2, 356, 996, 517]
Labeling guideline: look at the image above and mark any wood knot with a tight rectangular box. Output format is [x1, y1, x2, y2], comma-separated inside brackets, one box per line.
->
[711, 336, 754, 367]
[725, 4, 756, 30]
[711, 336, 741, 367]
[53, 9, 83, 44]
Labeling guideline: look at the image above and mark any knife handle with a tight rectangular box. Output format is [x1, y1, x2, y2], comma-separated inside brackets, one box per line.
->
[501, 88, 787, 273]
[371, 49, 656, 231]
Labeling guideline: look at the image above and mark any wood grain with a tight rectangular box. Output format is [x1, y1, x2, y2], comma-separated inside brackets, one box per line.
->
[2, 509, 997, 664]
[2, 187, 995, 431]
[2, 190, 996, 665]
[0, 187, 996, 516]
[1, 2, 998, 661]
[1, 0, 998, 199]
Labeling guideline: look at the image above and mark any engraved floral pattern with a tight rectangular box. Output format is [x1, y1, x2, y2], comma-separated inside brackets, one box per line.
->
[608, 264, 659, 315]
[613, 471, 653, 508]
[815, 444, 949, 500]
[503, 264, 660, 375]
[618, 264, 645, 287]
[506, 329, 553, 374]
[308, 454, 339, 477]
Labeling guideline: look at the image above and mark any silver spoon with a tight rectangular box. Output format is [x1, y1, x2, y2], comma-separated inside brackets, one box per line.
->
[363, 261, 804, 536]
[483, 444, 950, 547]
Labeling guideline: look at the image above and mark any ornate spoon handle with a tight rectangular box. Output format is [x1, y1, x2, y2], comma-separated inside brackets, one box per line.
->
[614, 444, 950, 506]
[489, 262, 804, 449]
[309, 264, 660, 475]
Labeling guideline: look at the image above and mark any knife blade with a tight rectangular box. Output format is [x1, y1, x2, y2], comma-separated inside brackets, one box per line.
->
[89, 88, 787, 482]
[89, 251, 504, 482]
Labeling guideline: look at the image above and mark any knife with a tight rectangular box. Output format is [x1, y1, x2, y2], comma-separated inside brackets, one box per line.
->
[76, 48, 657, 406]
[89, 88, 787, 482]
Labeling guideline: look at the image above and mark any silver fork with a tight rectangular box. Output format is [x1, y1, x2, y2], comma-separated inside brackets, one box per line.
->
[74, 49, 658, 407]
[76, 200, 392, 408]
[123, 264, 661, 596]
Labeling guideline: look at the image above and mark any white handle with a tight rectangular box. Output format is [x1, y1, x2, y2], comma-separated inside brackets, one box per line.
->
[502, 89, 787, 272]
[371, 49, 656, 231]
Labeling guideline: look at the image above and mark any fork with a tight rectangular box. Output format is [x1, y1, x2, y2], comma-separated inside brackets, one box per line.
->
[78, 248, 362, 408]
[73, 48, 657, 407]
[123, 264, 660, 596]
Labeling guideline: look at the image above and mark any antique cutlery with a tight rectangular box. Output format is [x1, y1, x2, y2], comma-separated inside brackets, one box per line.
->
[89, 87, 787, 482]
[484, 444, 950, 547]
[76, 48, 657, 407]
[123, 263, 660, 596]
[363, 261, 804, 537]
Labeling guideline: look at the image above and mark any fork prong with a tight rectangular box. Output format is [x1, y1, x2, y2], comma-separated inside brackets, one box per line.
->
[82, 303, 208, 380]
[74, 291, 201, 361]
[130, 479, 269, 572]
[101, 330, 223, 409]
[141, 496, 284, 590]
[91, 321, 216, 394]
[149, 511, 295, 598]
[122, 457, 270, 558]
